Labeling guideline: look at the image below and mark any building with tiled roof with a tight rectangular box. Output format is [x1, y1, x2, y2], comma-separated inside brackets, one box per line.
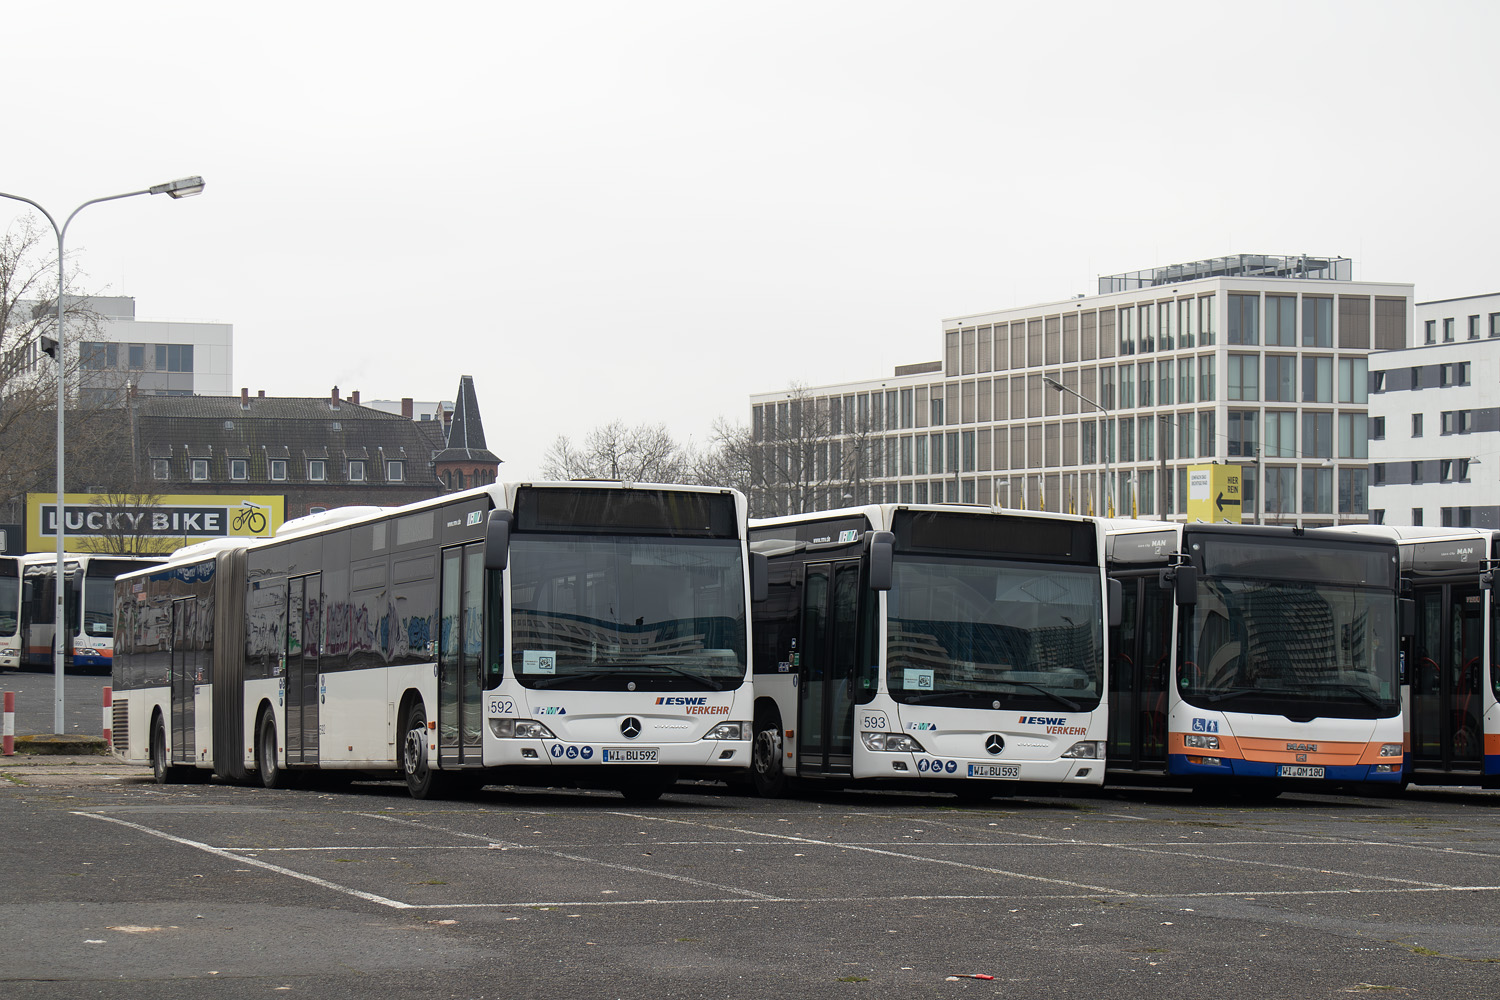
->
[136, 386, 450, 516]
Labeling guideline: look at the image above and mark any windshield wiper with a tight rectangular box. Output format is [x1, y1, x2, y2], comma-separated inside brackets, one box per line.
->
[991, 680, 1082, 712]
[1200, 689, 1272, 704]
[528, 671, 622, 689]
[527, 665, 729, 691]
[903, 689, 996, 706]
[631, 663, 728, 691]
[904, 681, 1081, 712]
[1307, 682, 1387, 711]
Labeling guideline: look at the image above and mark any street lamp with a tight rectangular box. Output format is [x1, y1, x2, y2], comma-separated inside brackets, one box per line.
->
[0, 176, 205, 735]
[1043, 375, 1112, 517]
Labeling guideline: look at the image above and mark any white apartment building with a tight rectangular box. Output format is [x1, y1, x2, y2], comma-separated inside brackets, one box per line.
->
[76, 295, 233, 403]
[1367, 292, 1500, 528]
[750, 254, 1413, 525]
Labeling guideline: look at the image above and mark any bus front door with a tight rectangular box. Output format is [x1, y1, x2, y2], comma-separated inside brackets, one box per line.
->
[797, 561, 859, 777]
[438, 543, 484, 767]
[1411, 583, 1484, 774]
[170, 598, 197, 763]
[285, 574, 321, 765]
[1106, 573, 1172, 774]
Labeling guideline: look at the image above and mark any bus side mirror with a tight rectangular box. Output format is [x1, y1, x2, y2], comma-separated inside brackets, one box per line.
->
[484, 510, 512, 571]
[1107, 578, 1122, 628]
[1400, 597, 1416, 639]
[867, 531, 894, 592]
[750, 552, 768, 603]
[1163, 565, 1197, 606]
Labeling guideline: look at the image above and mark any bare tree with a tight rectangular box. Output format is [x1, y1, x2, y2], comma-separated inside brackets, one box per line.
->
[0, 216, 108, 525]
[542, 420, 692, 483]
[703, 382, 862, 517]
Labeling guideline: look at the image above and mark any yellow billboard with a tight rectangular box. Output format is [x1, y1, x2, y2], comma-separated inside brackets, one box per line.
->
[26, 493, 285, 554]
[1185, 465, 1242, 523]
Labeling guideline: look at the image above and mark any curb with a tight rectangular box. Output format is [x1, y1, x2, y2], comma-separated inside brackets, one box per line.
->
[4, 734, 111, 756]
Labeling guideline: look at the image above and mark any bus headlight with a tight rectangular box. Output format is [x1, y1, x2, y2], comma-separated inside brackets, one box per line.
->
[1184, 733, 1220, 750]
[1379, 743, 1402, 757]
[488, 719, 557, 740]
[77, 647, 100, 657]
[861, 732, 927, 753]
[1061, 741, 1106, 759]
[705, 722, 746, 740]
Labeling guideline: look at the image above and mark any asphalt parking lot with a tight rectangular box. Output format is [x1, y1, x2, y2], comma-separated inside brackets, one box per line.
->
[3, 762, 1499, 1000]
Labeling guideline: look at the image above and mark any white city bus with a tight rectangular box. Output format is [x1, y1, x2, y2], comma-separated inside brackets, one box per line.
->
[748, 504, 1116, 798]
[1106, 521, 1406, 795]
[112, 482, 760, 801]
[1335, 525, 1499, 788]
[0, 556, 18, 670]
[18, 552, 164, 672]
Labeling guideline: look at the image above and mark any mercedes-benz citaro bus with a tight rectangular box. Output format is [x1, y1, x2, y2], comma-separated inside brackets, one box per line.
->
[748, 504, 1117, 799]
[1105, 520, 1405, 797]
[1335, 525, 1499, 789]
[112, 482, 762, 801]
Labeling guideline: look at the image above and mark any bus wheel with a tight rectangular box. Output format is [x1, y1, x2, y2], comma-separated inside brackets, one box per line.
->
[150, 718, 176, 785]
[402, 702, 446, 799]
[751, 722, 787, 798]
[256, 712, 290, 790]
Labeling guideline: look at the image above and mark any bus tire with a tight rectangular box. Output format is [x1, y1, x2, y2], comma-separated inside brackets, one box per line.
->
[256, 711, 291, 790]
[150, 717, 178, 785]
[402, 701, 446, 799]
[751, 719, 787, 798]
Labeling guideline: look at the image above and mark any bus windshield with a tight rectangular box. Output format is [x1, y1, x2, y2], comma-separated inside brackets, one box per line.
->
[1180, 577, 1398, 719]
[509, 534, 747, 691]
[84, 560, 150, 637]
[0, 575, 17, 635]
[886, 556, 1104, 711]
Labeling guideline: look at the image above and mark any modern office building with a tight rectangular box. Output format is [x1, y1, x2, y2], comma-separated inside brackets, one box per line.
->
[1367, 292, 1500, 527]
[749, 254, 1413, 525]
[76, 295, 233, 404]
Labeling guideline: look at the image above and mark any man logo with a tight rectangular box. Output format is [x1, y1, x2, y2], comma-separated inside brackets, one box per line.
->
[620, 717, 642, 739]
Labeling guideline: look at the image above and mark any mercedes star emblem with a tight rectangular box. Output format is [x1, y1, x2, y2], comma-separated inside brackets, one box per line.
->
[620, 717, 642, 739]
[985, 734, 1005, 755]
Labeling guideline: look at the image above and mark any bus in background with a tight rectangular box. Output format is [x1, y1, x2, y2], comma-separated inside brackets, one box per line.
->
[0, 556, 18, 670]
[19, 552, 164, 672]
[749, 504, 1115, 799]
[1335, 525, 1498, 788]
[113, 482, 759, 801]
[1107, 521, 1405, 795]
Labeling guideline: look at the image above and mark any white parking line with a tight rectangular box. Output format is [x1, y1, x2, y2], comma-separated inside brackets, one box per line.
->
[607, 811, 1130, 895]
[72, 808, 1500, 914]
[75, 812, 413, 909]
[356, 811, 786, 901]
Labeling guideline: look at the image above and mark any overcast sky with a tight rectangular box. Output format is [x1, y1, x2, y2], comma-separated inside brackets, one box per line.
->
[4, 1, 1496, 478]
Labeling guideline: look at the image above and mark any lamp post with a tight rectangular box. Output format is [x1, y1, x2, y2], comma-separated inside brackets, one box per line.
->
[1043, 375, 1112, 518]
[0, 176, 204, 734]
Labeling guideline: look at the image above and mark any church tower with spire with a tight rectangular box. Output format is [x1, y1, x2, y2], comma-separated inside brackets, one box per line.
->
[433, 375, 502, 491]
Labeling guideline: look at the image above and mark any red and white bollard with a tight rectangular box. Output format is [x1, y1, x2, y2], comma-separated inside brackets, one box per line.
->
[102, 686, 112, 747]
[3, 691, 14, 756]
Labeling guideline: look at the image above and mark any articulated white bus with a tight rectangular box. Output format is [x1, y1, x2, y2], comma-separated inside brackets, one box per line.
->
[1336, 525, 1499, 788]
[1106, 521, 1405, 795]
[748, 504, 1116, 798]
[113, 482, 760, 800]
[18, 552, 163, 672]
